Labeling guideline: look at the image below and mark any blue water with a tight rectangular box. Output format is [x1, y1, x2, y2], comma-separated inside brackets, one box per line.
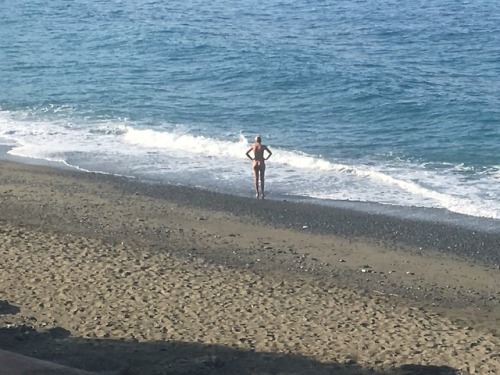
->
[1, 0, 500, 223]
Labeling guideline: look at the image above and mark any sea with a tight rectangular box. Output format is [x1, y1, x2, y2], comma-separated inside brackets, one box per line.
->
[1, 0, 499, 230]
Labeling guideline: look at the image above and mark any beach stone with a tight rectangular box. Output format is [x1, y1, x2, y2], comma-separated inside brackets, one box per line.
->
[0, 300, 20, 314]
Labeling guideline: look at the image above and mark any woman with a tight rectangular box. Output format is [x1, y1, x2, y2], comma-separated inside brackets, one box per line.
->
[246, 136, 272, 198]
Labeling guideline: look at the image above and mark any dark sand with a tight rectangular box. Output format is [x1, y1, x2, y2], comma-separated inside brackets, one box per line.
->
[1, 159, 499, 374]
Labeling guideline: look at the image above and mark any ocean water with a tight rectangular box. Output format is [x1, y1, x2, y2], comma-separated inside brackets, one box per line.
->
[1, 0, 500, 226]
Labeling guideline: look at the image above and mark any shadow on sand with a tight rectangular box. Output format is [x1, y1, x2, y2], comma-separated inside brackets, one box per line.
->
[0, 301, 461, 375]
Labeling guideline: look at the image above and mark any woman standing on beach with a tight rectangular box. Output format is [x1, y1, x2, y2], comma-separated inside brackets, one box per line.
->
[246, 136, 272, 198]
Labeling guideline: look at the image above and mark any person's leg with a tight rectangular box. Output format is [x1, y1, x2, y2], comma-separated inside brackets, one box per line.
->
[253, 164, 260, 197]
[260, 167, 265, 198]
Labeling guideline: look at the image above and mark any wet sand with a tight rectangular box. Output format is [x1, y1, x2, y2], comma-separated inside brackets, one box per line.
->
[0, 160, 499, 374]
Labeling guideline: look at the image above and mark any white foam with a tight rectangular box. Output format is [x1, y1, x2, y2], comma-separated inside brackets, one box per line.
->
[122, 126, 249, 159]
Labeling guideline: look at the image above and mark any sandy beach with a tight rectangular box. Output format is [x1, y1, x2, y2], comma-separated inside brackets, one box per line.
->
[0, 159, 499, 374]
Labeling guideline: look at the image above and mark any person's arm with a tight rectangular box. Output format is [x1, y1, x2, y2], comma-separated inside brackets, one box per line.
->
[264, 146, 272, 160]
[246, 147, 254, 160]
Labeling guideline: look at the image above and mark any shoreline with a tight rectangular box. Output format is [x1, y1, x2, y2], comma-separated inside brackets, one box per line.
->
[1, 159, 499, 374]
[3, 144, 500, 236]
